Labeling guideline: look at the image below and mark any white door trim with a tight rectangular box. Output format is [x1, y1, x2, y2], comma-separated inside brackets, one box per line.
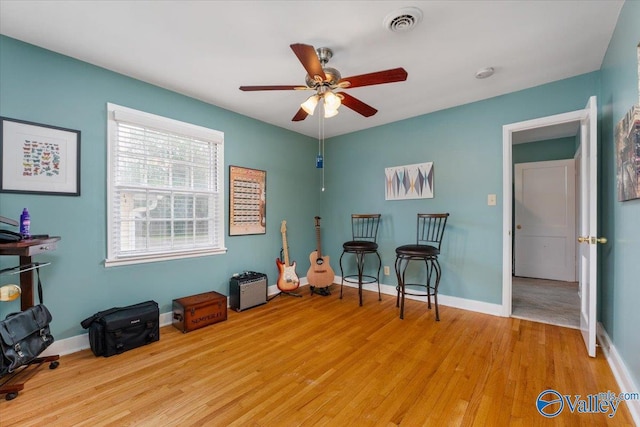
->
[502, 109, 587, 317]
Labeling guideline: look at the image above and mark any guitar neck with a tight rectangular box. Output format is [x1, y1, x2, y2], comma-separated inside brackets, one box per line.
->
[282, 231, 290, 266]
[315, 225, 323, 259]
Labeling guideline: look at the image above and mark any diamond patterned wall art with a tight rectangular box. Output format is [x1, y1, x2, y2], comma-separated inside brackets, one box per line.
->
[385, 162, 433, 200]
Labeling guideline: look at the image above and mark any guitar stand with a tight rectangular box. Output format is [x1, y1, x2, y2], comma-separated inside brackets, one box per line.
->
[0, 355, 60, 400]
[310, 286, 331, 297]
[268, 291, 303, 301]
[280, 291, 303, 298]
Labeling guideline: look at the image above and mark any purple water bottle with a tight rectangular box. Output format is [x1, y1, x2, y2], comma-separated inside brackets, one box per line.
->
[20, 208, 30, 238]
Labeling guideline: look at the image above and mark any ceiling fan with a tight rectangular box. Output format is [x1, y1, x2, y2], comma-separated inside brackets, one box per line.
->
[239, 43, 408, 121]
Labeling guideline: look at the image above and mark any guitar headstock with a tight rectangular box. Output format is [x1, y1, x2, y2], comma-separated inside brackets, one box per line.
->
[281, 220, 287, 234]
[314, 216, 321, 227]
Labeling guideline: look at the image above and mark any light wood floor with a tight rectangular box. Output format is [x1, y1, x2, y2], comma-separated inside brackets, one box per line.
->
[0, 285, 634, 426]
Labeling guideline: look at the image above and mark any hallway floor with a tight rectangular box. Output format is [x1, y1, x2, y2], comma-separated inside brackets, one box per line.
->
[512, 276, 580, 329]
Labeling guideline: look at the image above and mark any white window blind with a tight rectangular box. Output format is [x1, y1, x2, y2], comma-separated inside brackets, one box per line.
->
[106, 103, 225, 267]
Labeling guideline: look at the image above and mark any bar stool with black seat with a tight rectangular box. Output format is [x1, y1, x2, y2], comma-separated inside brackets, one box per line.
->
[395, 213, 449, 320]
[340, 214, 382, 306]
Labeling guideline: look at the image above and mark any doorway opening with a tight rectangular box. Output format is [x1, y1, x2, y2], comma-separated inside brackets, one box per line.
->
[503, 97, 598, 356]
[502, 110, 584, 327]
[511, 143, 579, 327]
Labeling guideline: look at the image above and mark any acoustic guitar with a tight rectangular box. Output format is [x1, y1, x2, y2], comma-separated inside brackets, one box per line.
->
[276, 220, 300, 292]
[307, 216, 335, 292]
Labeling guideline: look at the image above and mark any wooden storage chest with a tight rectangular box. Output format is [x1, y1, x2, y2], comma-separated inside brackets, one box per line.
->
[172, 291, 227, 333]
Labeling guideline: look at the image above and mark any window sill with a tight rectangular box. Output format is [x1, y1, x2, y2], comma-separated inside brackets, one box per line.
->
[105, 247, 227, 268]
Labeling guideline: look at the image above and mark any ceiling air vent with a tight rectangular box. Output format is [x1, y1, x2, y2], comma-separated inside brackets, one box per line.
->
[383, 7, 423, 32]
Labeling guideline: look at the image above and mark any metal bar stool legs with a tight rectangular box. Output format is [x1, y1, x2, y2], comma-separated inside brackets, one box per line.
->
[395, 255, 405, 318]
[395, 254, 442, 321]
[428, 257, 442, 320]
[340, 250, 381, 306]
[372, 251, 382, 302]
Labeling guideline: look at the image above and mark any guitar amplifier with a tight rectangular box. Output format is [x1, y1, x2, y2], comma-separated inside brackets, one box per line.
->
[229, 271, 268, 312]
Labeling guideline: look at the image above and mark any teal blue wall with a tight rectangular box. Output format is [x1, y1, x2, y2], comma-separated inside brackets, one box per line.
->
[512, 137, 576, 164]
[321, 73, 599, 304]
[0, 36, 320, 339]
[600, 0, 640, 390]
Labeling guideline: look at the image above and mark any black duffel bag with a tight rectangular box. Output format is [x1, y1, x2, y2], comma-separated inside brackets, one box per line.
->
[0, 304, 54, 376]
[80, 300, 159, 357]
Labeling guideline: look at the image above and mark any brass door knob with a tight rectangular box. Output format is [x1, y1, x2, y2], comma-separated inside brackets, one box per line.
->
[578, 236, 608, 244]
[516, 225, 522, 229]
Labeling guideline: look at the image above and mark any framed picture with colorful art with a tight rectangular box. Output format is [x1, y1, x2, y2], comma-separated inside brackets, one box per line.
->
[0, 116, 81, 196]
[229, 165, 266, 236]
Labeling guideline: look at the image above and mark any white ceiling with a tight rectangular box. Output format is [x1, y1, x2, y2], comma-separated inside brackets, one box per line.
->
[0, 0, 624, 138]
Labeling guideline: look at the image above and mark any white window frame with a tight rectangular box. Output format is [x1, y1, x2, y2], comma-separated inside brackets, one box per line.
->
[105, 103, 225, 267]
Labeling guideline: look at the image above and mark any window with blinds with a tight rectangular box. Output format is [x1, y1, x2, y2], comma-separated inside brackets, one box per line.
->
[106, 103, 225, 267]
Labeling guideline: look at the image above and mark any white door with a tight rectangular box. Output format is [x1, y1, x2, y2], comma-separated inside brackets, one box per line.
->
[514, 159, 576, 281]
[579, 96, 598, 357]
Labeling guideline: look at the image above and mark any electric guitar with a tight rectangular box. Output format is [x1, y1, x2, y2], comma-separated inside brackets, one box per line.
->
[276, 220, 300, 292]
[306, 216, 335, 289]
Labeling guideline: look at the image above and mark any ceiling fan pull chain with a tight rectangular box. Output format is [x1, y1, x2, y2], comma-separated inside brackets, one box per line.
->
[316, 112, 323, 169]
[322, 130, 326, 192]
[318, 111, 321, 155]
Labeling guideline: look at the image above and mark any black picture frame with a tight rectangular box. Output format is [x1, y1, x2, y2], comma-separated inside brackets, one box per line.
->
[0, 116, 81, 196]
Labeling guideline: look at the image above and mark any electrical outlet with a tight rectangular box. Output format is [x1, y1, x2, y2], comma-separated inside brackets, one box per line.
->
[384, 266, 390, 276]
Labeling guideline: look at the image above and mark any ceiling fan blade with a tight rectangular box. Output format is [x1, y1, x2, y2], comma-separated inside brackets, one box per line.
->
[290, 43, 326, 82]
[339, 92, 378, 117]
[239, 85, 307, 91]
[292, 108, 309, 122]
[339, 67, 408, 88]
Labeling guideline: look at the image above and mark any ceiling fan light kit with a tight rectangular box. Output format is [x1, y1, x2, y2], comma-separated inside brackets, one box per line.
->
[324, 91, 341, 108]
[301, 88, 342, 118]
[301, 94, 319, 115]
[323, 106, 339, 118]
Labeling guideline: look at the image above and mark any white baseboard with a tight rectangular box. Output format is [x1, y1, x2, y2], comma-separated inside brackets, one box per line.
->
[336, 276, 503, 316]
[42, 333, 89, 357]
[597, 323, 640, 425]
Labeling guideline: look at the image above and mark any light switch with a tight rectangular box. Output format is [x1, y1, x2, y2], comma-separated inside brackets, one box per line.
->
[488, 194, 497, 206]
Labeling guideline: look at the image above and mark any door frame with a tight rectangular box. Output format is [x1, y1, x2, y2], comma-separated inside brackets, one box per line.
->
[502, 109, 588, 317]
